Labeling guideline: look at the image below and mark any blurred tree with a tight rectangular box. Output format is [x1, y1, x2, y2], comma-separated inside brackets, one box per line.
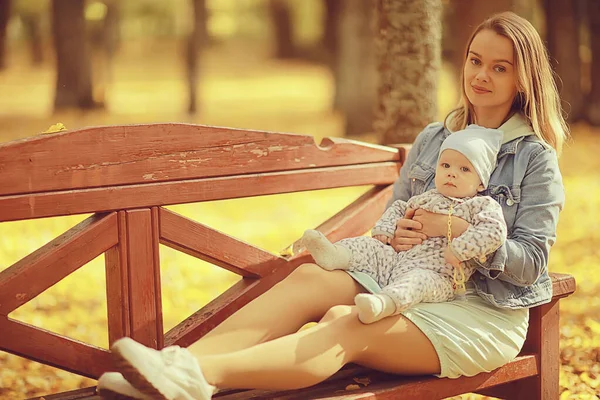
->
[375, 0, 441, 144]
[186, 0, 207, 114]
[587, 0, 600, 125]
[335, 0, 377, 138]
[544, 0, 584, 122]
[269, 0, 296, 59]
[322, 0, 340, 68]
[0, 0, 9, 69]
[88, 0, 121, 105]
[52, 0, 97, 110]
[102, 0, 120, 63]
[15, 0, 46, 66]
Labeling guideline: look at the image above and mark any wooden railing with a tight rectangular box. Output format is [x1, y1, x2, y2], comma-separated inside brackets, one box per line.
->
[0, 123, 406, 379]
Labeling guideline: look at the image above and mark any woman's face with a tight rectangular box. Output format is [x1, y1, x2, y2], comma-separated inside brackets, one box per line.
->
[464, 29, 518, 113]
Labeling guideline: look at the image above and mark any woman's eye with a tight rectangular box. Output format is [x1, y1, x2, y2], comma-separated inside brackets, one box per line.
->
[470, 58, 481, 65]
[494, 65, 506, 73]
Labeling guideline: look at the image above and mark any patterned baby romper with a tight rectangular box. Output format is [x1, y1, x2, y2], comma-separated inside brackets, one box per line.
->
[337, 189, 506, 314]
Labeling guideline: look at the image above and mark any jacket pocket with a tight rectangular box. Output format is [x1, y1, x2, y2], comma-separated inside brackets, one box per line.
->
[409, 163, 435, 196]
[487, 184, 521, 228]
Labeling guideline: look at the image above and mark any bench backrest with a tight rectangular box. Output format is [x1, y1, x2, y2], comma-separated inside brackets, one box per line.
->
[0, 124, 406, 379]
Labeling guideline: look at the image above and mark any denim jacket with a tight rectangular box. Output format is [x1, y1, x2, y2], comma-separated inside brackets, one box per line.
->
[389, 117, 565, 309]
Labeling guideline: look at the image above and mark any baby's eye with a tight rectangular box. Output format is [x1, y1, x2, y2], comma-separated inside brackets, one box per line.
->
[461, 167, 470, 172]
[441, 163, 450, 168]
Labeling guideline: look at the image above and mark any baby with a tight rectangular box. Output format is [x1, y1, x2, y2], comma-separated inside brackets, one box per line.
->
[302, 125, 507, 324]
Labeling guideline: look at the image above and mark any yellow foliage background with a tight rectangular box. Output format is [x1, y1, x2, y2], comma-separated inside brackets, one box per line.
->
[0, 46, 599, 399]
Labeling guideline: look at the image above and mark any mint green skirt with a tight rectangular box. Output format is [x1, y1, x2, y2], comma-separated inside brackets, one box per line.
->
[347, 272, 529, 379]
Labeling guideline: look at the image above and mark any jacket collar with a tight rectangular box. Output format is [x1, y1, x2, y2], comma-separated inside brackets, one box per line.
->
[444, 113, 535, 158]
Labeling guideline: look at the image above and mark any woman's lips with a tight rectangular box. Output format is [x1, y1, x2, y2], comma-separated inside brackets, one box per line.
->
[471, 85, 491, 94]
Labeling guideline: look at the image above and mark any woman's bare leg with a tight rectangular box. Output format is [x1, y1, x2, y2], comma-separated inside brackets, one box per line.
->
[198, 306, 440, 390]
[188, 264, 365, 357]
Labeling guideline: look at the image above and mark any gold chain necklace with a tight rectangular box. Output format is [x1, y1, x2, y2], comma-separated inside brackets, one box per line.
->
[448, 202, 466, 297]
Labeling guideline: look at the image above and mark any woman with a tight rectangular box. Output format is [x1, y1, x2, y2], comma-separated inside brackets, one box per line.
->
[98, 11, 568, 400]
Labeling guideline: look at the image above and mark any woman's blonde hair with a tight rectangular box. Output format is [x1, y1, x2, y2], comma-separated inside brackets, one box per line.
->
[445, 11, 569, 154]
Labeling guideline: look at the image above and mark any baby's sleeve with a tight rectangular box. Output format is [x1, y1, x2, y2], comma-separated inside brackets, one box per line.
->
[372, 199, 408, 238]
[450, 197, 507, 262]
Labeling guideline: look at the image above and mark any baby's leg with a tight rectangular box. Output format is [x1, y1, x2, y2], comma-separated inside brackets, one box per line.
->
[301, 230, 352, 271]
[354, 268, 454, 324]
[301, 230, 393, 274]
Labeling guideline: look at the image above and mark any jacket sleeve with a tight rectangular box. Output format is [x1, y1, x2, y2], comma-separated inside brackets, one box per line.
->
[372, 200, 408, 238]
[472, 148, 564, 286]
[387, 123, 442, 207]
[450, 197, 507, 262]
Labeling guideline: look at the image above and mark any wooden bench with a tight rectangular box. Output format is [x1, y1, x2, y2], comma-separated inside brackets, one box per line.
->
[0, 123, 575, 400]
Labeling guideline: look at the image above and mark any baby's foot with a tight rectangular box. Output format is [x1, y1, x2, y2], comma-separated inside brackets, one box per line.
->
[301, 230, 351, 271]
[354, 293, 396, 324]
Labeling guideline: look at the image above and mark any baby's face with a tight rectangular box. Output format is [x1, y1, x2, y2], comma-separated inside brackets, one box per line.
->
[435, 149, 484, 198]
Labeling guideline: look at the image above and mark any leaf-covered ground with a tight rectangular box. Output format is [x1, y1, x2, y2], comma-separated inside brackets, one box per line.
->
[0, 44, 598, 399]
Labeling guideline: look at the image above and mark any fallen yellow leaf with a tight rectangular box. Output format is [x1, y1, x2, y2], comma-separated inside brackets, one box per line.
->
[41, 123, 67, 134]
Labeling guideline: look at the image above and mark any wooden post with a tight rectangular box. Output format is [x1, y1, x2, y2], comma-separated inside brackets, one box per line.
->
[477, 299, 560, 400]
[105, 208, 163, 349]
[105, 211, 131, 345]
[518, 299, 561, 400]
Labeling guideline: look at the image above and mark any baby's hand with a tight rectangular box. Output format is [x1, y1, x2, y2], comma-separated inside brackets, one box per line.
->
[372, 235, 391, 245]
[444, 247, 461, 269]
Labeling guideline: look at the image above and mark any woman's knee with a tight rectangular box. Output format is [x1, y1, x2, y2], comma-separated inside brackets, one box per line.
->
[319, 305, 357, 323]
[284, 263, 328, 285]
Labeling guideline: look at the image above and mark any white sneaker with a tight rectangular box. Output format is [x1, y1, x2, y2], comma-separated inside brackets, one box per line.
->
[97, 372, 150, 399]
[111, 337, 215, 400]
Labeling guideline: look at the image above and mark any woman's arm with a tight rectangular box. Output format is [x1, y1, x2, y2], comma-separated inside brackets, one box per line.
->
[387, 123, 441, 206]
[473, 148, 564, 286]
[388, 124, 442, 252]
[372, 199, 408, 238]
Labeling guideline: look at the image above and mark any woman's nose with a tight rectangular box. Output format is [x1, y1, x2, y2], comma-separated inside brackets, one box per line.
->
[476, 69, 489, 82]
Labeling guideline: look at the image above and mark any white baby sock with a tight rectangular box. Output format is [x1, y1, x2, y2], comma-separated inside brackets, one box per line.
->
[354, 293, 396, 324]
[301, 230, 351, 271]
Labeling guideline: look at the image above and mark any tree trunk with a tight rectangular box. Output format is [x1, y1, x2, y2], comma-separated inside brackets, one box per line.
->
[444, 0, 514, 91]
[335, 0, 377, 138]
[0, 0, 10, 70]
[52, 0, 97, 110]
[375, 0, 442, 144]
[269, 0, 295, 59]
[587, 0, 600, 125]
[21, 12, 44, 65]
[186, 0, 207, 114]
[322, 0, 340, 66]
[91, 0, 120, 105]
[544, 0, 584, 122]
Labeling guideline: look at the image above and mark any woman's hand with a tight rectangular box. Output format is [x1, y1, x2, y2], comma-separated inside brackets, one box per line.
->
[390, 208, 472, 252]
[390, 208, 428, 252]
[372, 235, 390, 245]
[413, 209, 471, 239]
[411, 209, 449, 238]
